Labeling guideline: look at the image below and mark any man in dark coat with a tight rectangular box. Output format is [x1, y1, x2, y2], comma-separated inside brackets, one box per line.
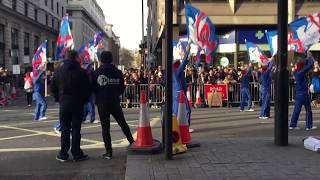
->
[51, 50, 91, 162]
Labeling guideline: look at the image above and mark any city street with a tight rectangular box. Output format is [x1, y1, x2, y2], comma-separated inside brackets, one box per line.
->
[1, 98, 320, 179]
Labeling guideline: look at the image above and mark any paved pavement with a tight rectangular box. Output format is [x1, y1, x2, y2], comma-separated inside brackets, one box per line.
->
[125, 107, 320, 180]
[1, 97, 320, 180]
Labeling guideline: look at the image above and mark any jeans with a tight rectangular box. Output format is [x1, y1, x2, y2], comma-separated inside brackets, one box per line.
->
[240, 88, 252, 111]
[260, 87, 270, 117]
[59, 105, 84, 159]
[290, 92, 313, 129]
[33, 92, 47, 120]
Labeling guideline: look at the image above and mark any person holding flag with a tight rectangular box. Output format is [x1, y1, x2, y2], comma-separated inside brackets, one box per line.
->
[289, 53, 317, 130]
[239, 63, 254, 112]
[259, 58, 274, 120]
[32, 41, 47, 121]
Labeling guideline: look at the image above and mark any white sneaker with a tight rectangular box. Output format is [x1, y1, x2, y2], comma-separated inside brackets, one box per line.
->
[259, 116, 263, 119]
[189, 128, 194, 133]
[83, 120, 91, 124]
[289, 126, 300, 130]
[92, 120, 100, 124]
[246, 109, 254, 112]
[306, 126, 317, 131]
[53, 128, 61, 134]
[240, 110, 244, 112]
[39, 117, 47, 121]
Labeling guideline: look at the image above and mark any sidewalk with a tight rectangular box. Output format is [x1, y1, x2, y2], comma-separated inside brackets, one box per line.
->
[125, 137, 320, 180]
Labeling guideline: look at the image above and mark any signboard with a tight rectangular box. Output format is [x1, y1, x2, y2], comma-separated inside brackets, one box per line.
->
[12, 64, 20, 75]
[23, 56, 30, 64]
[204, 84, 228, 101]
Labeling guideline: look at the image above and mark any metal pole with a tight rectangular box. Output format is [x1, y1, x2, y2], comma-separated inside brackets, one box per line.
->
[275, 0, 288, 146]
[165, 0, 173, 160]
[142, 0, 145, 69]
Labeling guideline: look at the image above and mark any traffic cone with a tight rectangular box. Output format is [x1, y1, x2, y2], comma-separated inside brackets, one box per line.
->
[172, 115, 187, 155]
[178, 91, 192, 144]
[11, 83, 17, 100]
[186, 86, 192, 108]
[195, 86, 202, 108]
[129, 90, 161, 154]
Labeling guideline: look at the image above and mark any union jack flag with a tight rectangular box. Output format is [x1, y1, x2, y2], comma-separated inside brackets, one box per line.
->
[78, 42, 92, 66]
[185, 4, 218, 64]
[246, 41, 269, 65]
[32, 40, 47, 77]
[55, 14, 74, 60]
[93, 31, 106, 49]
[290, 12, 320, 51]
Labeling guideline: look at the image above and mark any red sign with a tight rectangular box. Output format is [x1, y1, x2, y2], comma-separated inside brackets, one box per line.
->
[204, 84, 228, 101]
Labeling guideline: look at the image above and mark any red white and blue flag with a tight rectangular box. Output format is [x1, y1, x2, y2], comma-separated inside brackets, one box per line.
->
[289, 12, 320, 51]
[265, 30, 304, 56]
[78, 42, 92, 66]
[93, 31, 106, 49]
[55, 14, 74, 60]
[32, 40, 47, 77]
[246, 41, 269, 65]
[185, 4, 218, 64]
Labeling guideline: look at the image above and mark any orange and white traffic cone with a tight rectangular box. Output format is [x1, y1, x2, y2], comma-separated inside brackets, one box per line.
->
[129, 90, 161, 154]
[11, 83, 17, 100]
[186, 86, 192, 109]
[195, 86, 202, 108]
[172, 115, 187, 155]
[178, 91, 192, 144]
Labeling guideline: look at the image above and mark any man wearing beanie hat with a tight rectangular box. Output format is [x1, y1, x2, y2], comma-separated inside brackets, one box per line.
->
[289, 53, 317, 130]
[259, 58, 274, 120]
[91, 51, 134, 159]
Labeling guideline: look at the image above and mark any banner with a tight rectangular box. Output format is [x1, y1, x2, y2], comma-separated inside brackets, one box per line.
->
[204, 84, 228, 101]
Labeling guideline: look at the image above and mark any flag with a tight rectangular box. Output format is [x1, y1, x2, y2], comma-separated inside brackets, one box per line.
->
[93, 31, 106, 49]
[265, 30, 304, 56]
[289, 12, 320, 51]
[32, 40, 47, 77]
[185, 4, 218, 64]
[246, 41, 269, 65]
[78, 42, 92, 66]
[55, 14, 74, 60]
[265, 30, 278, 57]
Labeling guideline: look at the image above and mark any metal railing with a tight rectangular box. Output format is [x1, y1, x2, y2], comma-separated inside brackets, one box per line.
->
[119, 82, 296, 107]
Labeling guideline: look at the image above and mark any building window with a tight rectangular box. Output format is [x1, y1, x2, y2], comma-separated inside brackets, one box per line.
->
[51, 0, 53, 10]
[35, 9, 38, 21]
[24, 3, 28, 16]
[34, 36, 40, 52]
[46, 14, 48, 25]
[69, 21, 73, 30]
[12, 0, 17, 10]
[52, 18, 54, 28]
[57, 2, 59, 14]
[24, 32, 30, 55]
[45, 0, 48, 6]
[52, 41, 55, 58]
[11, 28, 18, 49]
[62, 6, 64, 17]
[0, 25, 4, 43]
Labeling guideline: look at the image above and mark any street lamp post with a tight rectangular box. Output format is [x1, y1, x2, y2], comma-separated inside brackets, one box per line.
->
[164, 0, 173, 160]
[275, 0, 288, 146]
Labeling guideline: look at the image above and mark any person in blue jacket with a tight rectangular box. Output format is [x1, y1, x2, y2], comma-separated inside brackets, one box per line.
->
[289, 54, 317, 130]
[172, 43, 192, 131]
[33, 70, 47, 121]
[259, 59, 274, 119]
[239, 63, 254, 112]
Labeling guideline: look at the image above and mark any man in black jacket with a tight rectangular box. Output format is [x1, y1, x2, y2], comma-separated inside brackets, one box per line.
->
[92, 51, 134, 159]
[51, 50, 91, 162]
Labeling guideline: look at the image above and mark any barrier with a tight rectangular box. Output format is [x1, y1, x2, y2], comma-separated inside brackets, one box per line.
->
[119, 82, 295, 108]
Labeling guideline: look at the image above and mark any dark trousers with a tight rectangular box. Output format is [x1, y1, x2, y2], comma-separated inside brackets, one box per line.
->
[59, 105, 84, 158]
[290, 92, 313, 129]
[97, 102, 134, 153]
[26, 92, 32, 105]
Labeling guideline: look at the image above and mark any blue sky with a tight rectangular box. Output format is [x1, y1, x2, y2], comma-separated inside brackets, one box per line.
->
[96, 0, 148, 50]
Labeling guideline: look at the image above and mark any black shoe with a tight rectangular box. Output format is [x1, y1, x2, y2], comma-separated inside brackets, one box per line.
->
[102, 152, 112, 159]
[56, 155, 68, 162]
[73, 154, 89, 162]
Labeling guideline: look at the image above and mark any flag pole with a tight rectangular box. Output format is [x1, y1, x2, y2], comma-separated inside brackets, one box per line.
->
[45, 62, 48, 97]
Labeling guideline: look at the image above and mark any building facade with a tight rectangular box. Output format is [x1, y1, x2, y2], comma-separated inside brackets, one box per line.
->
[67, 0, 120, 64]
[147, 0, 320, 68]
[0, 0, 67, 71]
